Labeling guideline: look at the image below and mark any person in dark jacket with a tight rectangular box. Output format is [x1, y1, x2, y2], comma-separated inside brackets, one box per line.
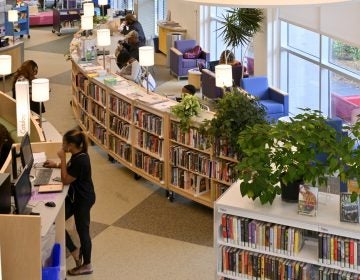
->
[0, 124, 14, 169]
[121, 13, 146, 46]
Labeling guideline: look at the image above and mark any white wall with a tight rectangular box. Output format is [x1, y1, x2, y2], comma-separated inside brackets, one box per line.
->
[167, 0, 199, 41]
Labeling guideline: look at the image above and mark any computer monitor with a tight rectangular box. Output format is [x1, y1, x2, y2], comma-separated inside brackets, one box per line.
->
[0, 173, 11, 214]
[20, 132, 34, 170]
[13, 165, 32, 214]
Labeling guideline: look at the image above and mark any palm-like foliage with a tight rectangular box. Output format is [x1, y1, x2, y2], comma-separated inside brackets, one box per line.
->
[218, 8, 264, 50]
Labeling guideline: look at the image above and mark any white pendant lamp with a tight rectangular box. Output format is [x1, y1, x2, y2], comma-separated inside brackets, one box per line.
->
[97, 29, 111, 69]
[215, 64, 232, 88]
[139, 46, 155, 94]
[0, 55, 11, 92]
[83, 2, 95, 17]
[32, 78, 49, 128]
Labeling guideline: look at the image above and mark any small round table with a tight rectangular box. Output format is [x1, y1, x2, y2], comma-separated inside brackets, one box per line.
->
[187, 68, 202, 90]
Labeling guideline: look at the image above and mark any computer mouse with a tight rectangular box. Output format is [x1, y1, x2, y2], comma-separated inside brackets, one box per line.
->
[45, 201, 56, 208]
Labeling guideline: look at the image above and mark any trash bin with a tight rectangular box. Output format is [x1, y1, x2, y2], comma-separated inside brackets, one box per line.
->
[166, 32, 183, 66]
[153, 36, 160, 53]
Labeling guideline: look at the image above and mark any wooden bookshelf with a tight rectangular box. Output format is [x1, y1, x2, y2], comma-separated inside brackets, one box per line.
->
[71, 60, 238, 208]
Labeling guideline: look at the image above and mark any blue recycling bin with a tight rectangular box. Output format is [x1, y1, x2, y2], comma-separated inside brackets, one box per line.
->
[42, 243, 61, 280]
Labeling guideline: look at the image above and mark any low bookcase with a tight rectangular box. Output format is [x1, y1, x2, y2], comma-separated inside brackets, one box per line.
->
[215, 182, 360, 279]
[71, 59, 239, 208]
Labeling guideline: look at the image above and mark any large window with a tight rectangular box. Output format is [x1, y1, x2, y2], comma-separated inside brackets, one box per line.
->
[207, 6, 248, 62]
[280, 22, 360, 122]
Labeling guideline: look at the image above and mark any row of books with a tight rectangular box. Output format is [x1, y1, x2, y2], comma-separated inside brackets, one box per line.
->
[80, 111, 89, 130]
[214, 182, 229, 200]
[89, 83, 106, 106]
[318, 267, 360, 280]
[133, 108, 163, 136]
[135, 129, 163, 157]
[109, 116, 130, 140]
[214, 139, 239, 160]
[221, 215, 305, 256]
[76, 91, 88, 110]
[92, 123, 106, 146]
[109, 136, 131, 162]
[212, 160, 237, 184]
[170, 121, 208, 151]
[319, 233, 360, 270]
[170, 167, 210, 195]
[109, 95, 132, 121]
[91, 103, 106, 125]
[134, 150, 164, 180]
[75, 73, 87, 91]
[219, 246, 318, 280]
[169, 146, 211, 177]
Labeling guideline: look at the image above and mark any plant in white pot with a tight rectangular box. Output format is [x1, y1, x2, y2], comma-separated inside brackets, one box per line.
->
[236, 108, 358, 205]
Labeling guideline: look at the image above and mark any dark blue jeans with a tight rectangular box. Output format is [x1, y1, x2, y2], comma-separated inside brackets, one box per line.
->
[65, 196, 94, 265]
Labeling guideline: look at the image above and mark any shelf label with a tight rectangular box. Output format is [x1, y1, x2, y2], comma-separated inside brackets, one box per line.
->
[318, 226, 329, 232]
[219, 208, 228, 213]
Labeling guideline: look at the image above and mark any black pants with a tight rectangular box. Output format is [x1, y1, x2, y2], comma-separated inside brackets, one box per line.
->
[65, 196, 93, 265]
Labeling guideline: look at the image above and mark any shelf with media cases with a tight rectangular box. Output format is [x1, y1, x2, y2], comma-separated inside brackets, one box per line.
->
[215, 182, 360, 280]
[70, 59, 242, 207]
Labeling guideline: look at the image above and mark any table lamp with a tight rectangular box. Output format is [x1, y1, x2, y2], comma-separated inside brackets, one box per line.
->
[0, 55, 11, 92]
[15, 80, 30, 137]
[81, 15, 93, 36]
[97, 29, 111, 70]
[32, 78, 49, 128]
[83, 2, 94, 17]
[98, 0, 107, 17]
[215, 64, 233, 90]
[8, 10, 18, 43]
[139, 46, 154, 94]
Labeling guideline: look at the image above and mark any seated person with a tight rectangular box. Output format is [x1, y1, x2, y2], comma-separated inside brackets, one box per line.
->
[12, 60, 45, 115]
[116, 48, 142, 85]
[0, 123, 14, 169]
[116, 30, 141, 61]
[176, 84, 197, 102]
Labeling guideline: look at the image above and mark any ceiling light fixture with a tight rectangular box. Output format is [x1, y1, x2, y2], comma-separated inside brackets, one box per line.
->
[184, 0, 352, 7]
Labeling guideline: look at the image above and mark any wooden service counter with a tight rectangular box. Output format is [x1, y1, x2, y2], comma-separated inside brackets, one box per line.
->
[0, 41, 24, 73]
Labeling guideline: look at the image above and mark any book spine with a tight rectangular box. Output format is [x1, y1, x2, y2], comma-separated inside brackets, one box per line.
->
[349, 239, 354, 269]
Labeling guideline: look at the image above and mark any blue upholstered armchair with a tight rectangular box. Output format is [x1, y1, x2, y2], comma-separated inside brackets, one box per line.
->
[240, 76, 289, 121]
[170, 39, 210, 79]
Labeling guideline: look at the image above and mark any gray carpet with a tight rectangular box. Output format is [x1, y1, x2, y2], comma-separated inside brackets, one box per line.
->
[49, 70, 72, 86]
[113, 188, 214, 247]
[26, 34, 74, 54]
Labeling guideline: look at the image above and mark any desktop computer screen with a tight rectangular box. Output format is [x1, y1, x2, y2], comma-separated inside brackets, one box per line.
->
[20, 132, 34, 170]
[0, 173, 11, 214]
[13, 165, 32, 214]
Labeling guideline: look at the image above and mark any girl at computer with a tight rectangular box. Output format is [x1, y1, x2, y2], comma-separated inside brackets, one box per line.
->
[43, 129, 96, 276]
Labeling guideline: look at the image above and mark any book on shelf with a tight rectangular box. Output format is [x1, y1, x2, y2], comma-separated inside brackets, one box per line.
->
[339, 192, 360, 223]
[347, 179, 360, 194]
[298, 184, 318, 216]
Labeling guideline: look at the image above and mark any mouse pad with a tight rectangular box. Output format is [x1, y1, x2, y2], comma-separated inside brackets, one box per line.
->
[38, 184, 64, 193]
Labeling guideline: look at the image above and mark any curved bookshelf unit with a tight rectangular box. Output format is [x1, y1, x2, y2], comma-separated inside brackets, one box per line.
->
[215, 182, 360, 280]
[71, 60, 239, 207]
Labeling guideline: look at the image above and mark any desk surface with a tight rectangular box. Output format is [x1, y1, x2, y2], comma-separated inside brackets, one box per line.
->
[30, 167, 68, 236]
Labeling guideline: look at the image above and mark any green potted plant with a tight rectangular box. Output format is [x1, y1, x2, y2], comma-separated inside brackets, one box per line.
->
[237, 108, 358, 205]
[218, 8, 263, 76]
[171, 94, 201, 132]
[200, 87, 267, 158]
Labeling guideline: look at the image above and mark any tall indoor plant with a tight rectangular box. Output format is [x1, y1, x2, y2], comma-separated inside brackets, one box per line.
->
[217, 8, 263, 76]
[200, 87, 267, 158]
[236, 109, 359, 205]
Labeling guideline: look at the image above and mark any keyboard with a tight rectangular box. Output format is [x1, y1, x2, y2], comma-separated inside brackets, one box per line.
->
[33, 168, 53, 186]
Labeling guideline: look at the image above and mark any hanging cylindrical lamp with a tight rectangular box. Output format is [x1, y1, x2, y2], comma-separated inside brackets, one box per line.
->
[83, 2, 95, 17]
[215, 64, 233, 87]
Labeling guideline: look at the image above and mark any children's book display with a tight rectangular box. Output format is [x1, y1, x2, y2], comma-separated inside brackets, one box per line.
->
[298, 184, 318, 216]
[340, 192, 360, 223]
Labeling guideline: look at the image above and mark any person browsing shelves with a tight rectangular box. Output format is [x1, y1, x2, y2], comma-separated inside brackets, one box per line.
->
[43, 129, 96, 276]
